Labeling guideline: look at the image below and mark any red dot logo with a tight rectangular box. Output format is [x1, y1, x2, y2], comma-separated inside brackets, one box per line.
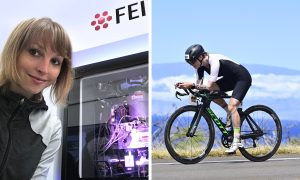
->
[91, 11, 112, 31]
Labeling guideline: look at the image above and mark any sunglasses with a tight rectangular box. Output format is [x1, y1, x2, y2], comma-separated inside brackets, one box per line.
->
[187, 57, 203, 66]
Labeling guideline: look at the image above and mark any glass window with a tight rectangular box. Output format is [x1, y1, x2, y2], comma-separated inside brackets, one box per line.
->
[78, 64, 149, 178]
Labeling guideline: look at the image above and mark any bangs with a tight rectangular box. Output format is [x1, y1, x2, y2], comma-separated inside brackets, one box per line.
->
[21, 18, 72, 60]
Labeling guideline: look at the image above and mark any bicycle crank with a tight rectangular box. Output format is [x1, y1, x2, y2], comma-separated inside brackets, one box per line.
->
[221, 134, 233, 148]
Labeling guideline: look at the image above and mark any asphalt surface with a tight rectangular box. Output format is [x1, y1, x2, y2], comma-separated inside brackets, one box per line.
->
[152, 154, 300, 180]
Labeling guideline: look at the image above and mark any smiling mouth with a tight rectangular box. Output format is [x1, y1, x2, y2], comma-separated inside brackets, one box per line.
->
[29, 74, 47, 83]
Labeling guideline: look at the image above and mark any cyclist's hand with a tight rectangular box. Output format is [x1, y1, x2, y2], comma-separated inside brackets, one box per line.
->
[175, 82, 182, 88]
[175, 82, 193, 89]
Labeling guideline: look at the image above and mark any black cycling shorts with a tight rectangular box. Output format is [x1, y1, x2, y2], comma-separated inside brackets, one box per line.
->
[216, 73, 252, 102]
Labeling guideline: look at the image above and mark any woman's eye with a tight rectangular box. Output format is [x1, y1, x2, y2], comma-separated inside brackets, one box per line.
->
[28, 48, 41, 56]
[51, 58, 62, 66]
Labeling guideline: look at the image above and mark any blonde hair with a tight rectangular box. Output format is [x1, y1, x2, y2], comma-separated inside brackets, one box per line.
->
[0, 17, 73, 105]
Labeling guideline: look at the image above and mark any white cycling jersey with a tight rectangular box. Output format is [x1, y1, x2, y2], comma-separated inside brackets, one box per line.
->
[201, 54, 240, 82]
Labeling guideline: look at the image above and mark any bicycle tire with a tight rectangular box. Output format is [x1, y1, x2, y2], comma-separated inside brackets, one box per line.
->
[239, 105, 282, 162]
[164, 105, 215, 164]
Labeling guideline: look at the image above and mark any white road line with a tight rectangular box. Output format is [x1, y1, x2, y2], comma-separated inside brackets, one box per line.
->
[152, 157, 300, 166]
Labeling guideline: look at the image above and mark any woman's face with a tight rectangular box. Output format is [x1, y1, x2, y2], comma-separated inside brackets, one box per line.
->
[11, 42, 63, 99]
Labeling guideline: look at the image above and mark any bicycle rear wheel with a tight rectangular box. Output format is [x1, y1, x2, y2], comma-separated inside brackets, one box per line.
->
[164, 105, 214, 164]
[239, 105, 282, 162]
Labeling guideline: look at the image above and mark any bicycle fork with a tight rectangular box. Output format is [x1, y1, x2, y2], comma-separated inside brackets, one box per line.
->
[186, 105, 203, 137]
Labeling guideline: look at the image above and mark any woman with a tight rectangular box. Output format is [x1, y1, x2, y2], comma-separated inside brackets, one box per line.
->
[0, 17, 73, 180]
[177, 44, 252, 153]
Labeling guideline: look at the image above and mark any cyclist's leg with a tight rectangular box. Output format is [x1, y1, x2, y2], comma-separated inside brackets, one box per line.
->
[210, 82, 229, 111]
[226, 80, 251, 153]
[213, 99, 232, 129]
[226, 98, 243, 153]
[211, 81, 233, 126]
[228, 97, 242, 141]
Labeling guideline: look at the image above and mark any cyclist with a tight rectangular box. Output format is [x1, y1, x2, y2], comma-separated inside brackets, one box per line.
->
[176, 44, 252, 153]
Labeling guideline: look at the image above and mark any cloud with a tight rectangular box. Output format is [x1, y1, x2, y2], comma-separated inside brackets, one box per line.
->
[249, 74, 300, 99]
[152, 73, 300, 102]
[152, 74, 197, 102]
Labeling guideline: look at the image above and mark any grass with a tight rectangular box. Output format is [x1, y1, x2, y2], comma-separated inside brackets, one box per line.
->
[152, 144, 300, 159]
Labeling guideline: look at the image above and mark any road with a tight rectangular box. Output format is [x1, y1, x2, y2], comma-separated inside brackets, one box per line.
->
[152, 154, 300, 180]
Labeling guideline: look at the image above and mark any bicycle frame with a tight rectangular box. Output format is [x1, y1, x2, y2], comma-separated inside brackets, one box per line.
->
[238, 108, 264, 140]
[206, 107, 228, 135]
[186, 93, 263, 140]
[186, 94, 230, 137]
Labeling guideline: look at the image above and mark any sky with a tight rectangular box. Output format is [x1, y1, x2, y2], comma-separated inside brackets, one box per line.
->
[151, 0, 300, 120]
[152, 0, 300, 71]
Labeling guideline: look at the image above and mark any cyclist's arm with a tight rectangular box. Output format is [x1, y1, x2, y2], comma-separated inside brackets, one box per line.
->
[205, 57, 220, 91]
[176, 82, 193, 89]
[193, 78, 207, 90]
[208, 57, 220, 82]
[177, 79, 210, 90]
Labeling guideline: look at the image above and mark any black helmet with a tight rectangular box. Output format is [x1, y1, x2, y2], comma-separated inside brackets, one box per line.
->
[185, 44, 205, 64]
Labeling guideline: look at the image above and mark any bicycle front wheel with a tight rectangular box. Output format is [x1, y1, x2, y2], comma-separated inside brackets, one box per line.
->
[240, 105, 282, 162]
[164, 105, 214, 164]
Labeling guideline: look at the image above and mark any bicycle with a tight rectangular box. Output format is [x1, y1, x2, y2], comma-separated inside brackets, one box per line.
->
[164, 88, 282, 164]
